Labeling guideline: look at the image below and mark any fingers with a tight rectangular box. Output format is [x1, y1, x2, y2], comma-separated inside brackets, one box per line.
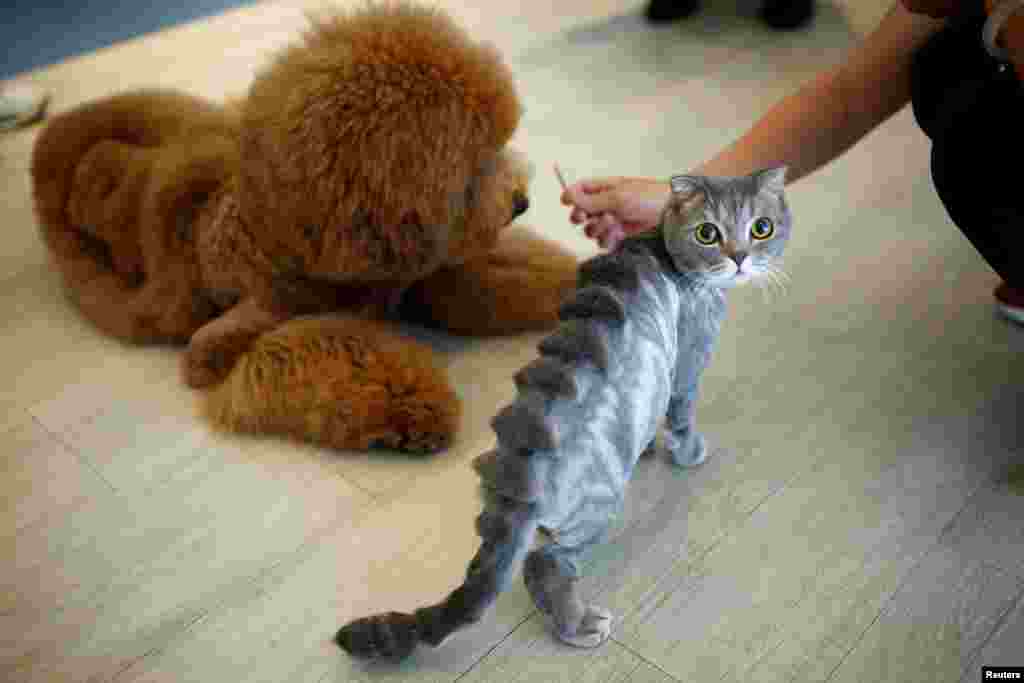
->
[583, 213, 615, 238]
[570, 207, 588, 224]
[583, 213, 627, 250]
[568, 190, 618, 216]
[598, 225, 626, 251]
[559, 177, 624, 208]
[560, 175, 641, 251]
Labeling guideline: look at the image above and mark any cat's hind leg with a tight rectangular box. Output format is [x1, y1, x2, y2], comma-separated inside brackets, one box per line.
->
[524, 532, 613, 649]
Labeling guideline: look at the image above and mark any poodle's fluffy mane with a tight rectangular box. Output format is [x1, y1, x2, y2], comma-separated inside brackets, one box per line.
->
[239, 1, 524, 279]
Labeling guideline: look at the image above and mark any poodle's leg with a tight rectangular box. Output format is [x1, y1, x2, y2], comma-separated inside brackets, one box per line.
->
[185, 267, 414, 387]
[183, 297, 286, 389]
[399, 225, 578, 336]
[523, 530, 613, 649]
[203, 315, 460, 454]
[183, 269, 414, 389]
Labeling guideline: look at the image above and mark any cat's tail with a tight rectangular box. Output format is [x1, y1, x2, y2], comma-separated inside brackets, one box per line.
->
[335, 246, 650, 660]
[335, 487, 539, 659]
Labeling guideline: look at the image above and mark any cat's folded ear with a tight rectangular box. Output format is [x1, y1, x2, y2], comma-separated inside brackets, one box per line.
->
[669, 174, 702, 196]
[667, 175, 705, 217]
[754, 166, 788, 195]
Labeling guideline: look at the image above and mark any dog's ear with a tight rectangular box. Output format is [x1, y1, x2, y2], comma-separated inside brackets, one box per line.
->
[237, 2, 523, 278]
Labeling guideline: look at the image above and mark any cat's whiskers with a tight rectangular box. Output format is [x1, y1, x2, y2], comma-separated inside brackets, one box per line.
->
[763, 263, 790, 299]
[767, 261, 790, 281]
[771, 263, 792, 288]
[755, 271, 774, 302]
[749, 265, 777, 302]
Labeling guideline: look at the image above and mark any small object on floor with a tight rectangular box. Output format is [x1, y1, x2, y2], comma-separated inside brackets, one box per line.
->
[553, 163, 569, 193]
[994, 281, 1024, 325]
[0, 84, 50, 131]
[759, 0, 816, 30]
[645, 0, 701, 23]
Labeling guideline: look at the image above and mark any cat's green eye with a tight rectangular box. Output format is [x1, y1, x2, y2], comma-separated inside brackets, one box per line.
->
[751, 217, 774, 240]
[694, 222, 719, 245]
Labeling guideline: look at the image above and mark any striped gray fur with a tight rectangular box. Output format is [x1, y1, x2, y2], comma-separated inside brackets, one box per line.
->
[335, 167, 792, 659]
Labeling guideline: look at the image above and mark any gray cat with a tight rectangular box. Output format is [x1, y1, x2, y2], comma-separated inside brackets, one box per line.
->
[336, 166, 792, 659]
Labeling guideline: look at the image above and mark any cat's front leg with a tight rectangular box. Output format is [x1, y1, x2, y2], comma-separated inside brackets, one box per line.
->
[662, 386, 707, 467]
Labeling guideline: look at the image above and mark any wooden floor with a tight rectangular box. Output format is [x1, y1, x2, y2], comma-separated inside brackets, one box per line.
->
[2, 1, 1022, 681]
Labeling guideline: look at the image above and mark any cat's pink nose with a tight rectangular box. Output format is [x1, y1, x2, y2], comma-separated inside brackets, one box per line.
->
[732, 252, 748, 269]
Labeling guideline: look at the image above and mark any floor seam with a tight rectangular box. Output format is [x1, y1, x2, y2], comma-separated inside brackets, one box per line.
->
[821, 477, 996, 682]
[611, 636, 684, 682]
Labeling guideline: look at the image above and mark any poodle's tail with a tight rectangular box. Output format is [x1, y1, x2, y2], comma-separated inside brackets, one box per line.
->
[202, 314, 462, 453]
[31, 89, 238, 342]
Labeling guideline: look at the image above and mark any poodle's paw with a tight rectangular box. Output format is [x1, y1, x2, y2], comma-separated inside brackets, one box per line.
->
[665, 430, 707, 468]
[556, 605, 613, 649]
[183, 329, 258, 389]
[368, 397, 459, 455]
[183, 345, 229, 389]
[369, 430, 453, 456]
[401, 428, 454, 455]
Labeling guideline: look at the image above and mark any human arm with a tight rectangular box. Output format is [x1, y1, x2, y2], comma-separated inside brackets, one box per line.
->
[562, 2, 947, 248]
[697, 2, 945, 182]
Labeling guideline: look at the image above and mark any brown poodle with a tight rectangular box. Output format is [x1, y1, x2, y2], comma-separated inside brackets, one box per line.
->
[31, 1, 578, 454]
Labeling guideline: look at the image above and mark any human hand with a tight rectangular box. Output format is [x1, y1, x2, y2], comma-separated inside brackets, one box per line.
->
[559, 175, 671, 250]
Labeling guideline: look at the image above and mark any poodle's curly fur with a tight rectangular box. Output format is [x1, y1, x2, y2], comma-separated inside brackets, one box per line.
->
[31, 1, 577, 453]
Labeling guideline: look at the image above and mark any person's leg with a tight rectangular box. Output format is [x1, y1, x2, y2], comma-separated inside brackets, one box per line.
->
[644, 0, 814, 29]
[645, 0, 700, 23]
[928, 61, 1024, 325]
[759, 0, 815, 30]
[0, 83, 49, 131]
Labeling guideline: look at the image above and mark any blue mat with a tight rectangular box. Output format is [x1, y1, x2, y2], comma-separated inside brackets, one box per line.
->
[1, 0, 258, 80]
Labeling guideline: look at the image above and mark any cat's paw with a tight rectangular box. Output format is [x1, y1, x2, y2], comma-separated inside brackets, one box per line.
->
[556, 605, 613, 649]
[335, 612, 420, 660]
[666, 431, 707, 467]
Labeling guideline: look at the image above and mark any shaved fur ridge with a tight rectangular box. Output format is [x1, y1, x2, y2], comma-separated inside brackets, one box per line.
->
[513, 357, 578, 400]
[557, 286, 627, 324]
[473, 448, 549, 502]
[576, 251, 642, 292]
[489, 390, 557, 452]
[536, 319, 611, 373]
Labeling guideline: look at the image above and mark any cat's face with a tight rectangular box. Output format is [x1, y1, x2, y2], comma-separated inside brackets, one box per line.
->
[661, 167, 791, 289]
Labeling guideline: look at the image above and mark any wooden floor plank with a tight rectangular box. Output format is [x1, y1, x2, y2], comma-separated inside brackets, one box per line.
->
[1, 432, 372, 683]
[828, 476, 1024, 683]
[113, 465, 535, 683]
